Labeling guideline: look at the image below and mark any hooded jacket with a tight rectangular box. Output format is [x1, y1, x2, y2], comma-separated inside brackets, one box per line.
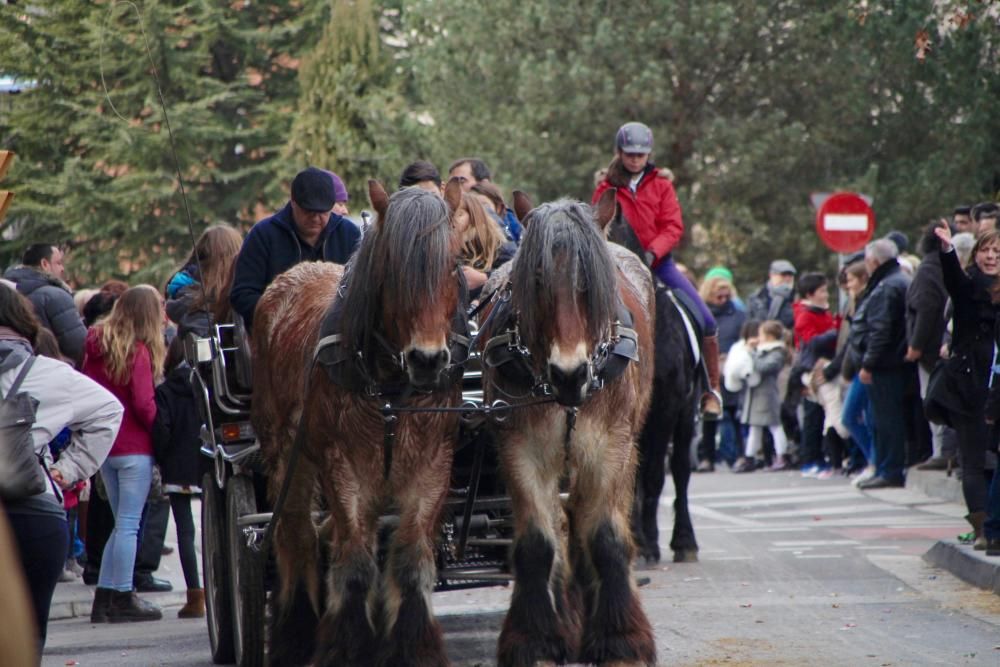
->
[230, 203, 361, 329]
[152, 362, 207, 488]
[0, 336, 122, 517]
[80, 328, 157, 457]
[3, 266, 86, 364]
[592, 163, 684, 265]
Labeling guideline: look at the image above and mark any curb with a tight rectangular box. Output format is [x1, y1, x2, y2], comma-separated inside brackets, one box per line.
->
[922, 539, 1000, 596]
[906, 467, 962, 504]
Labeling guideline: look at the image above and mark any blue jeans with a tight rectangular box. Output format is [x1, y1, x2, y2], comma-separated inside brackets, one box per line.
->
[842, 377, 874, 466]
[867, 368, 907, 483]
[718, 405, 743, 465]
[654, 256, 717, 335]
[98, 454, 153, 591]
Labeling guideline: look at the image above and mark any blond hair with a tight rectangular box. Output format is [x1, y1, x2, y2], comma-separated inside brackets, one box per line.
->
[698, 275, 738, 303]
[97, 284, 166, 384]
[459, 192, 505, 270]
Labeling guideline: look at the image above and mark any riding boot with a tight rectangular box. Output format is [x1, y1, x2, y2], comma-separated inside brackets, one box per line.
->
[700, 334, 723, 420]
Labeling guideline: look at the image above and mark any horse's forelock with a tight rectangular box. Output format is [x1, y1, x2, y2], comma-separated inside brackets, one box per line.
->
[511, 199, 618, 359]
[341, 188, 456, 352]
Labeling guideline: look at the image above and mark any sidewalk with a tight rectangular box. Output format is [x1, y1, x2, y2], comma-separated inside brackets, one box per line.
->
[896, 466, 1000, 596]
[50, 499, 202, 621]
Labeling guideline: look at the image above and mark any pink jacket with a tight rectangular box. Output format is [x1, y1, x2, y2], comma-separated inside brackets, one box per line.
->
[81, 328, 157, 457]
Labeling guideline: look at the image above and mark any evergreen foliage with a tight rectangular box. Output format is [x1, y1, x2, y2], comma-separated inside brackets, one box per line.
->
[0, 0, 997, 290]
[0, 1, 326, 285]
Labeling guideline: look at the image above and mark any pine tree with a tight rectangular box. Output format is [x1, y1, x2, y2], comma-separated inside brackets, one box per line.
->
[0, 1, 327, 285]
[287, 0, 428, 201]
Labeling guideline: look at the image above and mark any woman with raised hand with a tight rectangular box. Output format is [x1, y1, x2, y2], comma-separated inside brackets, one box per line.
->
[933, 222, 1000, 550]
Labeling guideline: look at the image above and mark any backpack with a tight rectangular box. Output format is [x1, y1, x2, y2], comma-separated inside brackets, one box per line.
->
[0, 356, 47, 501]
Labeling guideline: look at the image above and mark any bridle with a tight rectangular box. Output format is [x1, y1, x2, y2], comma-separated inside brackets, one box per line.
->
[479, 281, 640, 402]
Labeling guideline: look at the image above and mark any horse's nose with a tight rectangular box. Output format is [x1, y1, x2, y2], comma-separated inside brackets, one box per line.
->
[548, 362, 590, 407]
[406, 347, 450, 387]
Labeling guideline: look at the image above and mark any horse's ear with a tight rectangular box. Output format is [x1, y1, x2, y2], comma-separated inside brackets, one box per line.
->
[368, 179, 389, 225]
[512, 190, 533, 224]
[594, 187, 618, 232]
[443, 177, 463, 214]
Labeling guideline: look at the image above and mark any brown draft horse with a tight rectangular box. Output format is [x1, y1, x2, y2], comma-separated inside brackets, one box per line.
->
[480, 193, 657, 667]
[252, 182, 465, 667]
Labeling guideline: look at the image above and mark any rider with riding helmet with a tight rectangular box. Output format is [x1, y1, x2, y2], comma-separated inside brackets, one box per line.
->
[592, 122, 723, 417]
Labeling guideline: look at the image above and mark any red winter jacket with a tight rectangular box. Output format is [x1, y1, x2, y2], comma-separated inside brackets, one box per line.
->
[592, 164, 684, 264]
[793, 301, 841, 349]
[81, 328, 157, 457]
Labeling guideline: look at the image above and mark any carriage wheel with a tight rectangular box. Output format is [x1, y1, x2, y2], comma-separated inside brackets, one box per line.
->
[202, 472, 235, 664]
[226, 474, 266, 667]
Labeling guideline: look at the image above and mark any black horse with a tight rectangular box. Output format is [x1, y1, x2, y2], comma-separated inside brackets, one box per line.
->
[606, 208, 700, 563]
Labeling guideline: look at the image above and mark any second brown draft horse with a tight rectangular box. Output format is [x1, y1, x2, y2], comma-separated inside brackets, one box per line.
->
[480, 193, 657, 667]
[252, 182, 466, 666]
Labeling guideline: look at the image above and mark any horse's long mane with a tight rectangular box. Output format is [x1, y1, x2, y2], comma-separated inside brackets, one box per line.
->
[339, 187, 455, 352]
[511, 199, 618, 358]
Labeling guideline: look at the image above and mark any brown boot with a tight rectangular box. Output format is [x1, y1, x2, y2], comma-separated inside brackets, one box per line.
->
[967, 512, 988, 550]
[700, 334, 723, 419]
[178, 588, 205, 618]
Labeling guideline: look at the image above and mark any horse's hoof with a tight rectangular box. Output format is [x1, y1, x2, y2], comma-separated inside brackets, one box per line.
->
[672, 549, 699, 563]
[641, 545, 661, 564]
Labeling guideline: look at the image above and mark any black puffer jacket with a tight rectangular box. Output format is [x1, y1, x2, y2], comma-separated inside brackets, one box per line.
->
[847, 259, 911, 372]
[3, 266, 86, 364]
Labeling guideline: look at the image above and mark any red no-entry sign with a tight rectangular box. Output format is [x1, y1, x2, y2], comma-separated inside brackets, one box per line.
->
[815, 192, 875, 254]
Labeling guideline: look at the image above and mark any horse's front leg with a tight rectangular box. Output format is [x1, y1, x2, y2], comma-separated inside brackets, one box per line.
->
[267, 449, 321, 667]
[497, 424, 580, 667]
[377, 438, 453, 667]
[574, 425, 656, 667]
[313, 465, 379, 667]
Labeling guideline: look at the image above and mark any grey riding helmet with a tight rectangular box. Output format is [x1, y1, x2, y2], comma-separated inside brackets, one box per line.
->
[615, 122, 653, 154]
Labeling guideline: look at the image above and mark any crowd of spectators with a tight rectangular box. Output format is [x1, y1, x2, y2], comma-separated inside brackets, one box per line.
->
[697, 201, 1000, 556]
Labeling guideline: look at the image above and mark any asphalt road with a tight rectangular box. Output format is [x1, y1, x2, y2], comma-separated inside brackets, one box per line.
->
[43, 468, 1000, 666]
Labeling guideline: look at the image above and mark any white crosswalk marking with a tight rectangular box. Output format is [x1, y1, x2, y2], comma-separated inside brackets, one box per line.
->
[666, 476, 965, 563]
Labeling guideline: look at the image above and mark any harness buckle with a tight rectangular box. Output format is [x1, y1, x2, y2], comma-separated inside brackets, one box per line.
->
[489, 399, 511, 423]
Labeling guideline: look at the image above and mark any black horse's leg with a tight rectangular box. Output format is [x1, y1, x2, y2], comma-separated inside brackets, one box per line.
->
[670, 405, 699, 562]
[635, 384, 670, 564]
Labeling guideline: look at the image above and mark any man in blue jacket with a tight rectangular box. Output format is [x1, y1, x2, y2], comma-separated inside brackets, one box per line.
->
[230, 167, 361, 329]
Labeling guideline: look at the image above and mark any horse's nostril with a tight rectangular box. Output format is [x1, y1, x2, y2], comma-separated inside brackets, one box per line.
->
[548, 363, 589, 394]
[407, 348, 450, 370]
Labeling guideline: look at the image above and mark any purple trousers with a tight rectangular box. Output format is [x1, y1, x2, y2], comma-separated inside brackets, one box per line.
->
[654, 256, 717, 335]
